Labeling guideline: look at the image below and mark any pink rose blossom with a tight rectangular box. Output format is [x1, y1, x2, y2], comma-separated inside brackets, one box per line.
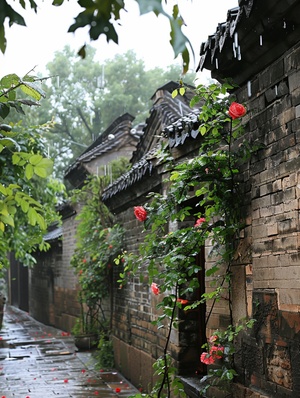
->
[200, 352, 215, 365]
[194, 218, 206, 227]
[210, 345, 224, 360]
[151, 282, 160, 295]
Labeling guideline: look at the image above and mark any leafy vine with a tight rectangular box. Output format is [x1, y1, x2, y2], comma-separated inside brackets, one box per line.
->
[117, 82, 259, 397]
[70, 171, 125, 342]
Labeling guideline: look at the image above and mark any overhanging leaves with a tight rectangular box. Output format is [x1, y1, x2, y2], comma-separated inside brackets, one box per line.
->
[19, 81, 46, 101]
[136, 0, 167, 17]
[0, 103, 9, 119]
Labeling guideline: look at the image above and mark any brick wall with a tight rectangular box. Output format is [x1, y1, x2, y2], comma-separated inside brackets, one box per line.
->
[30, 207, 82, 332]
[29, 242, 62, 325]
[231, 40, 300, 397]
[110, 180, 229, 390]
[111, 207, 161, 389]
[29, 39, 300, 397]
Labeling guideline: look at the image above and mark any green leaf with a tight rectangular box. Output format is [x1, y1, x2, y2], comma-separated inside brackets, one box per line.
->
[33, 166, 47, 178]
[170, 171, 180, 181]
[36, 212, 47, 230]
[0, 202, 8, 216]
[0, 103, 9, 119]
[19, 81, 46, 101]
[0, 26, 6, 54]
[7, 100, 25, 114]
[12, 153, 20, 165]
[206, 265, 220, 277]
[20, 198, 29, 213]
[171, 89, 178, 98]
[28, 207, 37, 226]
[0, 137, 20, 150]
[0, 73, 20, 88]
[0, 184, 7, 196]
[137, 0, 167, 17]
[33, 158, 53, 177]
[3, 3, 26, 26]
[181, 47, 190, 75]
[0, 213, 14, 227]
[168, 7, 190, 58]
[200, 125, 207, 136]
[77, 44, 86, 59]
[29, 154, 43, 165]
[25, 163, 34, 179]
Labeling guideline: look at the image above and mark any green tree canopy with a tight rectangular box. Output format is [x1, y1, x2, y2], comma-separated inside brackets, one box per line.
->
[0, 72, 65, 272]
[16, 47, 195, 180]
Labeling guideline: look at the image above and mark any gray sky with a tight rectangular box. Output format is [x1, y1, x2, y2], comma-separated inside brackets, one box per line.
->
[0, 0, 238, 81]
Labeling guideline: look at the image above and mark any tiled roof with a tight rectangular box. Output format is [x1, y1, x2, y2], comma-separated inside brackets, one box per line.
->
[102, 109, 200, 201]
[64, 132, 122, 176]
[64, 113, 137, 179]
[163, 109, 200, 148]
[197, 0, 300, 85]
[43, 226, 62, 242]
[131, 83, 194, 164]
[102, 147, 156, 201]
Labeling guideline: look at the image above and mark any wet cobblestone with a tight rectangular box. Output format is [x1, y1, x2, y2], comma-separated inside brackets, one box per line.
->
[0, 306, 138, 397]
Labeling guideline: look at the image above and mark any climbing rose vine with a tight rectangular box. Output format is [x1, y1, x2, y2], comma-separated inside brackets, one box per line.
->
[118, 82, 256, 398]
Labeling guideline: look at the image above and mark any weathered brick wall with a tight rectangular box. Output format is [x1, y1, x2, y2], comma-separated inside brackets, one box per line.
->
[111, 207, 161, 389]
[53, 212, 82, 331]
[231, 41, 300, 397]
[110, 180, 230, 390]
[29, 242, 62, 325]
[30, 208, 82, 332]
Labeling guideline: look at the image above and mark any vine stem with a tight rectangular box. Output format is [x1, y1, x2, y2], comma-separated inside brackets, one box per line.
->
[157, 283, 179, 398]
[205, 117, 235, 326]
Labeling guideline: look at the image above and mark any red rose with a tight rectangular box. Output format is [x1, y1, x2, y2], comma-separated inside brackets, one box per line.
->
[134, 206, 147, 222]
[210, 345, 224, 359]
[228, 102, 246, 119]
[177, 298, 189, 305]
[151, 282, 160, 295]
[200, 352, 215, 365]
[194, 218, 206, 227]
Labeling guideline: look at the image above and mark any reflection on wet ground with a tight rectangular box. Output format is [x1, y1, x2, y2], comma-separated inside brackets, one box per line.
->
[0, 305, 138, 397]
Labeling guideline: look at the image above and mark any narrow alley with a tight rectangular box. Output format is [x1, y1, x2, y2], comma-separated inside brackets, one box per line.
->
[0, 306, 138, 397]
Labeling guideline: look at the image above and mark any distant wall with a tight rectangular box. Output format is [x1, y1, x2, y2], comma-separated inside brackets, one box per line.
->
[30, 210, 81, 332]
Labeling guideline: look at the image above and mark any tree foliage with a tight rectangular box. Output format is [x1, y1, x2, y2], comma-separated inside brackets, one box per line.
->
[0, 72, 64, 271]
[0, 0, 193, 73]
[15, 47, 195, 180]
[70, 159, 129, 336]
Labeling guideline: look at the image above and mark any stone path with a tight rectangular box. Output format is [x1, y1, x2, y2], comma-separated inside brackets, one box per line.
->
[0, 305, 138, 397]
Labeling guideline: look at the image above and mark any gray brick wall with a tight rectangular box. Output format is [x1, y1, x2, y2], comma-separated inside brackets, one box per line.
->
[232, 40, 300, 397]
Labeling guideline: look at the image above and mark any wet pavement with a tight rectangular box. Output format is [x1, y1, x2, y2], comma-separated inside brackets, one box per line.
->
[0, 305, 138, 397]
